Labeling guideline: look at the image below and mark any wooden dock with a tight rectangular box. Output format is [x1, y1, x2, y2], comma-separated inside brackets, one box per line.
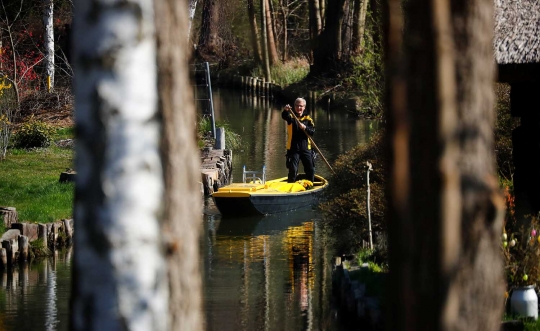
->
[201, 148, 232, 196]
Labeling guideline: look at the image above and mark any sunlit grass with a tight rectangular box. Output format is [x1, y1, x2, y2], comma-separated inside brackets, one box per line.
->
[198, 115, 242, 151]
[0, 129, 74, 223]
[251, 57, 310, 87]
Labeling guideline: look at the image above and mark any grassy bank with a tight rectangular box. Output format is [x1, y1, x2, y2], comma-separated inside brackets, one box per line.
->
[0, 128, 74, 225]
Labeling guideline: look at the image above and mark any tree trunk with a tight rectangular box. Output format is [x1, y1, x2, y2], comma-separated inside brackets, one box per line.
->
[341, 0, 353, 58]
[261, 0, 271, 81]
[43, 0, 54, 91]
[311, 0, 345, 74]
[280, 0, 288, 61]
[308, 0, 322, 58]
[351, 0, 369, 54]
[384, 0, 504, 329]
[451, 0, 505, 328]
[319, 0, 325, 27]
[247, 0, 262, 64]
[154, 0, 204, 329]
[198, 0, 220, 57]
[71, 0, 169, 330]
[187, 0, 198, 41]
[264, 0, 279, 65]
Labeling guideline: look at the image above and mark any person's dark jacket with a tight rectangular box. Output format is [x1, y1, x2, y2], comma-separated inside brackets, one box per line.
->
[281, 110, 315, 151]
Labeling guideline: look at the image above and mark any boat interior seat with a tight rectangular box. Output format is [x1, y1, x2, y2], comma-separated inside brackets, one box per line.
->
[243, 165, 266, 184]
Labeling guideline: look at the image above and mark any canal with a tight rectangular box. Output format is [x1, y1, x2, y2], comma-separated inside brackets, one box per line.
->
[200, 89, 380, 331]
[0, 88, 380, 330]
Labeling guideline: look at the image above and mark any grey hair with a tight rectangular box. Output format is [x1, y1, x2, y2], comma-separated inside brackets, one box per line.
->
[294, 97, 306, 106]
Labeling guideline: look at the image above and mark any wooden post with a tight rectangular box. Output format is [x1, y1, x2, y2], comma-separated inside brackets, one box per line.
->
[18, 235, 28, 262]
[366, 161, 373, 250]
[0, 248, 6, 267]
[63, 219, 73, 244]
[38, 223, 48, 247]
[214, 127, 225, 150]
[0, 207, 18, 228]
[1, 240, 14, 266]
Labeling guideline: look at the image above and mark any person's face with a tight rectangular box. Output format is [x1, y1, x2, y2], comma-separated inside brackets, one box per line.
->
[294, 102, 305, 115]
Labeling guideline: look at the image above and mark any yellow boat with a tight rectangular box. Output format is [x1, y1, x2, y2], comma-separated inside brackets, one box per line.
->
[212, 167, 329, 217]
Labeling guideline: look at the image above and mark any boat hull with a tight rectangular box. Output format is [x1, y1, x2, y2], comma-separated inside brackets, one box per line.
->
[212, 175, 328, 217]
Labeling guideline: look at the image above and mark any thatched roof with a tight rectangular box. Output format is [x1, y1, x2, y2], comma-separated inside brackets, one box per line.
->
[494, 0, 540, 65]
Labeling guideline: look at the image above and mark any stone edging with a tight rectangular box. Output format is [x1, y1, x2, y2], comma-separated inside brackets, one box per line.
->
[0, 207, 73, 267]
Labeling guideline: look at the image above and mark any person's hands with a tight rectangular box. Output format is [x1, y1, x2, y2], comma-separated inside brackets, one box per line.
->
[284, 104, 292, 111]
[299, 123, 306, 130]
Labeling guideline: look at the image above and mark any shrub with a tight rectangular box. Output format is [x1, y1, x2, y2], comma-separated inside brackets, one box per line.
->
[319, 129, 387, 254]
[502, 214, 540, 289]
[12, 115, 55, 148]
[501, 182, 540, 290]
[495, 83, 518, 180]
[197, 115, 242, 151]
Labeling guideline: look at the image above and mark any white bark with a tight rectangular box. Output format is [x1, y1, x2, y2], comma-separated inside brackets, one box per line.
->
[43, 0, 54, 90]
[71, 0, 168, 330]
[188, 0, 198, 40]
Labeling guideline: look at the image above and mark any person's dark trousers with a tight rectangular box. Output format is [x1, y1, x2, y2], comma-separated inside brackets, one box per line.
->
[286, 150, 315, 183]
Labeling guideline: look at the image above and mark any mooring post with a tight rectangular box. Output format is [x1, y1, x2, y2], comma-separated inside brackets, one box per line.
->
[0, 248, 6, 267]
[366, 161, 373, 250]
[18, 235, 28, 262]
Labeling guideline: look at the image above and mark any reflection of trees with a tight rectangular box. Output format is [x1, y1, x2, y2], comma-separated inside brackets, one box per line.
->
[206, 221, 323, 330]
[1, 249, 72, 330]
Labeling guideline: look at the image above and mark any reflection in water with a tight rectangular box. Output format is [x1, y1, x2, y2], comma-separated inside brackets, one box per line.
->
[203, 199, 336, 331]
[0, 248, 72, 331]
[45, 253, 58, 331]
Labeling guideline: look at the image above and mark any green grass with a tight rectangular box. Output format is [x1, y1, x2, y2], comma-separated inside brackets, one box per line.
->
[503, 314, 540, 330]
[251, 58, 310, 87]
[0, 129, 74, 223]
[198, 116, 242, 150]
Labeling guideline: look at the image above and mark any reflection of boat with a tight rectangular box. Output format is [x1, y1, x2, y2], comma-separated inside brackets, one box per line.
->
[215, 211, 313, 237]
[212, 173, 329, 217]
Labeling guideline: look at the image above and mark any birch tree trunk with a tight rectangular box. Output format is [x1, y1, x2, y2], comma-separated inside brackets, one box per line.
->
[187, 0, 198, 41]
[43, 0, 54, 91]
[351, 0, 369, 54]
[319, 0, 325, 27]
[384, 0, 504, 329]
[71, 0, 169, 330]
[248, 0, 262, 64]
[154, 0, 203, 329]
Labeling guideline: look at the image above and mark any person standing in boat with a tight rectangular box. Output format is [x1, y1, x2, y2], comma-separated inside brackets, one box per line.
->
[282, 97, 316, 183]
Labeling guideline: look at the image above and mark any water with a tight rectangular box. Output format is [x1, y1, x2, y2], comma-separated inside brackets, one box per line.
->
[201, 88, 381, 330]
[0, 88, 380, 330]
[0, 250, 72, 331]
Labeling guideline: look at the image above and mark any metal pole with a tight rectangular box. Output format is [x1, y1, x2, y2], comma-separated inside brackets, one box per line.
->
[204, 62, 216, 138]
[367, 161, 373, 249]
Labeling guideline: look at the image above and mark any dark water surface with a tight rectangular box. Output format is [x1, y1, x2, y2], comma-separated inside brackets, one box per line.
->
[1, 88, 380, 330]
[0, 250, 72, 331]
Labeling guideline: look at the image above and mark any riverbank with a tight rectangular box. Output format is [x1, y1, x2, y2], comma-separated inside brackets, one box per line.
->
[0, 207, 72, 267]
[332, 257, 386, 331]
[212, 63, 381, 119]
